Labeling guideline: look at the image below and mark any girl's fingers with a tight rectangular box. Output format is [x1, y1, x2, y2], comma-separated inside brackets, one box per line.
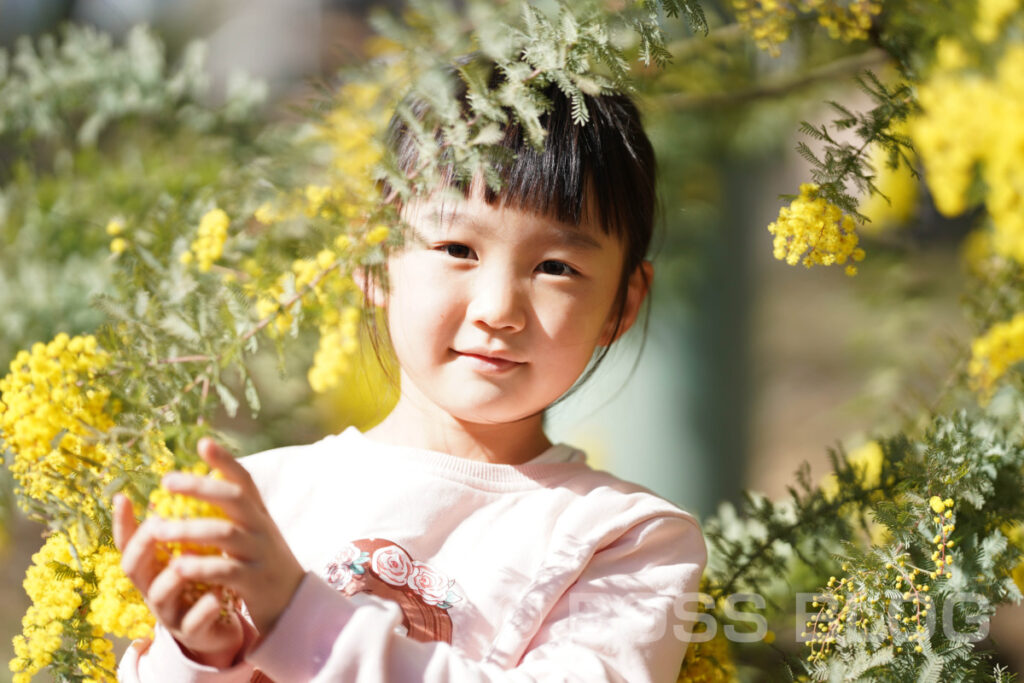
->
[147, 565, 189, 626]
[160, 438, 264, 523]
[179, 590, 231, 636]
[172, 554, 244, 589]
[119, 518, 166, 594]
[159, 473, 259, 524]
[198, 438, 258, 493]
[153, 518, 253, 560]
[112, 493, 137, 552]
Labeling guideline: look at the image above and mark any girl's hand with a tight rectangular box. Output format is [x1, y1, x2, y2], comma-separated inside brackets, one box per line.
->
[146, 438, 307, 636]
[113, 493, 245, 668]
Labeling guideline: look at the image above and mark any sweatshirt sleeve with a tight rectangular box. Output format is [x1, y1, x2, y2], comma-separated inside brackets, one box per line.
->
[117, 619, 261, 683]
[246, 515, 707, 683]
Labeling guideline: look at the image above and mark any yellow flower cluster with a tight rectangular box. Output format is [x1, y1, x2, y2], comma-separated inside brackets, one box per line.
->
[822, 440, 884, 502]
[768, 183, 866, 275]
[9, 530, 134, 683]
[821, 441, 891, 546]
[730, 0, 881, 55]
[803, 0, 881, 42]
[967, 312, 1024, 400]
[88, 544, 155, 641]
[676, 630, 737, 682]
[182, 208, 230, 273]
[858, 142, 919, 233]
[911, 43, 1024, 265]
[974, 0, 1020, 43]
[1005, 524, 1024, 593]
[106, 218, 129, 255]
[309, 305, 362, 394]
[254, 82, 388, 229]
[928, 497, 956, 580]
[317, 82, 387, 215]
[0, 334, 117, 516]
[729, 0, 795, 56]
[253, 233, 382, 392]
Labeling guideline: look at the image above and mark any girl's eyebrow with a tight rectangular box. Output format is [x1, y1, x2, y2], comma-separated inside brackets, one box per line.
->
[429, 209, 603, 250]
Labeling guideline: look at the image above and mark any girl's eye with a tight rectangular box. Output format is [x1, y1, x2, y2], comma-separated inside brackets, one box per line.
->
[537, 260, 576, 277]
[440, 243, 474, 259]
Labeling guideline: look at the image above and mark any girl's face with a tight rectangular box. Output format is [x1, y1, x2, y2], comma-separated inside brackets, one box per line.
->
[379, 188, 650, 427]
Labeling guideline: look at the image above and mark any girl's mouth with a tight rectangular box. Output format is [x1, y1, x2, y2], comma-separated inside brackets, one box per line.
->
[454, 351, 524, 373]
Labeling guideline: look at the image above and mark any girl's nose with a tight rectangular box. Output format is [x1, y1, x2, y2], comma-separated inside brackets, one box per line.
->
[466, 267, 527, 332]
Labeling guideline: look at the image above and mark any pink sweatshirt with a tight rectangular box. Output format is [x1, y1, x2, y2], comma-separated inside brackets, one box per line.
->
[118, 427, 706, 682]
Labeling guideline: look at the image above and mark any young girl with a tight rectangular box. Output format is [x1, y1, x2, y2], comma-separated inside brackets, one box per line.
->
[113, 82, 707, 682]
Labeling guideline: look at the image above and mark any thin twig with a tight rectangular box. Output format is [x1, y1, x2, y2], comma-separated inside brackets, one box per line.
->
[660, 48, 890, 111]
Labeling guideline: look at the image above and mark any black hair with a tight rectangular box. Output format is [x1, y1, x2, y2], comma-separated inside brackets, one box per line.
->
[367, 70, 657, 400]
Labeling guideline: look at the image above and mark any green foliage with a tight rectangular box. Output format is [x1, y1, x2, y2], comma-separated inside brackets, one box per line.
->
[0, 24, 267, 366]
[2, 0, 1024, 681]
[704, 390, 1024, 680]
[795, 71, 917, 221]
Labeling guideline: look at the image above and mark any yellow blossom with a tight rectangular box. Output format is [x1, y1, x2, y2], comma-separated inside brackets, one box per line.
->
[677, 628, 737, 682]
[109, 237, 128, 255]
[767, 183, 866, 273]
[308, 306, 362, 393]
[911, 45, 1024, 266]
[974, 0, 1019, 42]
[187, 208, 230, 273]
[730, 0, 880, 55]
[105, 218, 124, 236]
[147, 463, 237, 613]
[253, 202, 279, 225]
[729, 0, 795, 55]
[9, 530, 125, 682]
[822, 441, 884, 502]
[365, 225, 390, 245]
[803, 0, 881, 42]
[968, 312, 1024, 400]
[0, 334, 116, 516]
[858, 141, 919, 232]
[87, 545, 154, 641]
[1006, 524, 1024, 593]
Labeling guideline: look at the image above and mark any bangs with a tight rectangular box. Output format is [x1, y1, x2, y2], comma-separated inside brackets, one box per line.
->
[485, 89, 654, 251]
[386, 84, 656, 272]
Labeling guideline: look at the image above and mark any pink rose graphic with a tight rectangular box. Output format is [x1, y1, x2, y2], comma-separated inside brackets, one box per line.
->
[408, 561, 453, 606]
[324, 543, 361, 588]
[372, 545, 413, 586]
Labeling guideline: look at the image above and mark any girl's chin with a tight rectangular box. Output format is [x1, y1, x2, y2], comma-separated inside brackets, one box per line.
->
[438, 396, 546, 426]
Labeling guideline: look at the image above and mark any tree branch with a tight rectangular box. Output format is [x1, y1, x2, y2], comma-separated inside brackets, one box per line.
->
[660, 48, 890, 111]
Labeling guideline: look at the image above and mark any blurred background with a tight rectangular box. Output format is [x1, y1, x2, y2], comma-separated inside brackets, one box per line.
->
[1, 0, 1017, 679]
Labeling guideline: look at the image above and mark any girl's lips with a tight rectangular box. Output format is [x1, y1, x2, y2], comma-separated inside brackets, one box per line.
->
[455, 352, 524, 373]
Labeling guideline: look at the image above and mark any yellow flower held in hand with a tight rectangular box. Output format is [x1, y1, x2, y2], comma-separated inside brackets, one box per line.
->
[148, 463, 239, 613]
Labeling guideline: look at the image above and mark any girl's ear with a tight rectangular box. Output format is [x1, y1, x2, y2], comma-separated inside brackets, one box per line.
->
[599, 260, 653, 346]
[354, 266, 387, 309]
